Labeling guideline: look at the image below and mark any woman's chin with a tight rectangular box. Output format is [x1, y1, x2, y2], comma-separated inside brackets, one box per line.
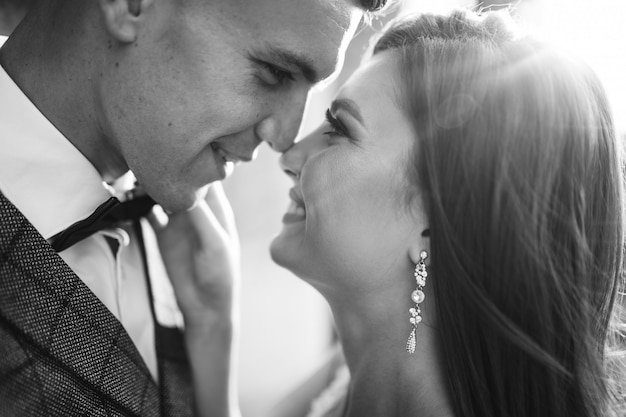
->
[269, 233, 314, 281]
[269, 235, 295, 271]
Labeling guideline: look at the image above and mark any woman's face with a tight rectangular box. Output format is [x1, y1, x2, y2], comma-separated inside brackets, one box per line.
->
[270, 53, 427, 293]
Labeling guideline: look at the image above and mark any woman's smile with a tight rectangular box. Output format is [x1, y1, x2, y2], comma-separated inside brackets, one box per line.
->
[283, 188, 306, 224]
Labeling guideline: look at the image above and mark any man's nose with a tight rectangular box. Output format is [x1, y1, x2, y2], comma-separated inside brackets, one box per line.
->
[255, 91, 308, 153]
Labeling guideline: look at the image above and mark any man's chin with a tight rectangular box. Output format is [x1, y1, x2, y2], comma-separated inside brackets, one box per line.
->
[156, 191, 202, 214]
[195, 184, 211, 202]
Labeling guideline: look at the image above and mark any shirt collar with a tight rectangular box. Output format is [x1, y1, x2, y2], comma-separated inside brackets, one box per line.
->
[0, 38, 113, 239]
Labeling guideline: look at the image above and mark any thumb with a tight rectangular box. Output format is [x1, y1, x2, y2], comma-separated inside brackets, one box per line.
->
[145, 204, 170, 232]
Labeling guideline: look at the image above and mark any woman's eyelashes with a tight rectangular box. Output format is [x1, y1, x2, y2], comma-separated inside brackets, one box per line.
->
[324, 109, 351, 141]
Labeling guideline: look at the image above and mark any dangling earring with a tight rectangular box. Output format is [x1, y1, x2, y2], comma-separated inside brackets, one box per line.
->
[406, 250, 428, 354]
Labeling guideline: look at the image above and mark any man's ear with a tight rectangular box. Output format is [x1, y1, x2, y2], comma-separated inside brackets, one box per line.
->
[98, 0, 152, 43]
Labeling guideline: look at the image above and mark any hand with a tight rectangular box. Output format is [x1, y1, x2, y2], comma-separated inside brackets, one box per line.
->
[147, 183, 242, 417]
[147, 183, 240, 324]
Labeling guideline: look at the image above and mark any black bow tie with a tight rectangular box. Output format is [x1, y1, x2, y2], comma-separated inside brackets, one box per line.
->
[50, 194, 156, 252]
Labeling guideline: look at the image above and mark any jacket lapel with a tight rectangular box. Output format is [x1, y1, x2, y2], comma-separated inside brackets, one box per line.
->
[0, 192, 160, 416]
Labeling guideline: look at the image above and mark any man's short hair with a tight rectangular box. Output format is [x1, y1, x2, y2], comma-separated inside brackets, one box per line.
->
[360, 0, 388, 12]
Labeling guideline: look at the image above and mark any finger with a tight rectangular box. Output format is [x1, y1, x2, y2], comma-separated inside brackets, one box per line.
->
[175, 199, 231, 249]
[145, 204, 170, 231]
[205, 183, 238, 238]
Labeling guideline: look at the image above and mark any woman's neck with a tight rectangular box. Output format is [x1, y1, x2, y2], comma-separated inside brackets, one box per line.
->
[324, 284, 454, 417]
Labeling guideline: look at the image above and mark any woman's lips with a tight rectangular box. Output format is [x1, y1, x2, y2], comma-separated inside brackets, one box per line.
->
[283, 189, 306, 223]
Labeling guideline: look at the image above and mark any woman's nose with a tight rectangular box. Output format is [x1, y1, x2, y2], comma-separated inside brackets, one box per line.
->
[279, 140, 304, 180]
[279, 124, 328, 180]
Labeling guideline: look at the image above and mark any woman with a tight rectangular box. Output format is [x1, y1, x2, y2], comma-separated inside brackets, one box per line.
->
[158, 9, 626, 417]
[268, 9, 626, 417]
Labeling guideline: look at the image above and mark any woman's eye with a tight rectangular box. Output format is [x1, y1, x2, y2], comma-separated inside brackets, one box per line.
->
[260, 62, 295, 86]
[323, 109, 350, 139]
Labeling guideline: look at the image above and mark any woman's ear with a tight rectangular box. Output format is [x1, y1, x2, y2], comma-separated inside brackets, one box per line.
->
[98, 0, 152, 43]
[409, 229, 430, 265]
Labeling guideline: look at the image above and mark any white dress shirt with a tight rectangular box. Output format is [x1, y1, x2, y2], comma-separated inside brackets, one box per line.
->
[0, 37, 183, 381]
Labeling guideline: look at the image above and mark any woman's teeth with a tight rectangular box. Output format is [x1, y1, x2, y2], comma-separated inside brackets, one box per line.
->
[287, 200, 305, 216]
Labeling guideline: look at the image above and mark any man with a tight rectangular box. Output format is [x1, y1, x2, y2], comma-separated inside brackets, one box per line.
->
[0, 0, 33, 35]
[0, 0, 387, 416]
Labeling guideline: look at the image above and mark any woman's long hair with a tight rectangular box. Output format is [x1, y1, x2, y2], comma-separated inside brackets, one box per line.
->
[374, 10, 626, 417]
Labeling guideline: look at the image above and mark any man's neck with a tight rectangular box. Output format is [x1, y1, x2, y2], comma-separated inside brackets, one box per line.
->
[0, 7, 127, 183]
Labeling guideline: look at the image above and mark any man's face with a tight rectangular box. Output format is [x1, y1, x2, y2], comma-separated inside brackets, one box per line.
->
[98, 0, 362, 212]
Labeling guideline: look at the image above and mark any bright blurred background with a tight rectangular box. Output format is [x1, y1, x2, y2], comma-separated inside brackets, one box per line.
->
[1, 0, 624, 415]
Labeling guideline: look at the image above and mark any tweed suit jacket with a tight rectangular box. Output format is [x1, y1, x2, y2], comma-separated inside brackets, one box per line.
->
[0, 192, 194, 416]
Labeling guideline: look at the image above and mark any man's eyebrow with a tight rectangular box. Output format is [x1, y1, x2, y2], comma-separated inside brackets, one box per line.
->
[263, 44, 320, 84]
[331, 98, 365, 126]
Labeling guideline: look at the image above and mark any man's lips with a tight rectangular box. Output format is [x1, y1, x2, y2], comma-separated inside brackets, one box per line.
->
[212, 143, 251, 164]
[210, 143, 252, 179]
